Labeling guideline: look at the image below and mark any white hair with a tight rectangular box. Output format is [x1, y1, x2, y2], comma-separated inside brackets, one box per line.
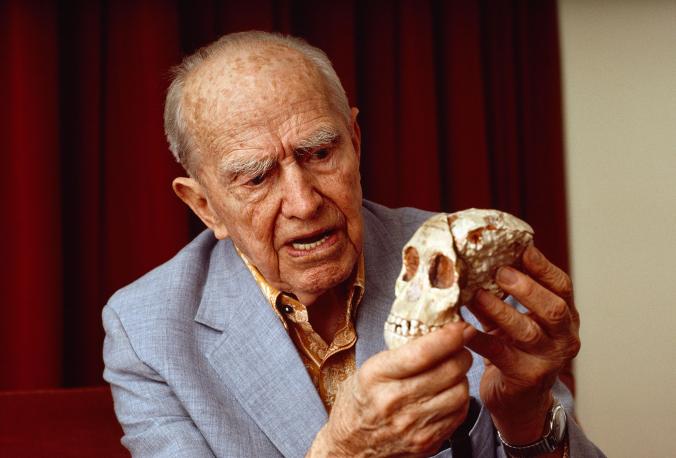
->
[163, 31, 351, 176]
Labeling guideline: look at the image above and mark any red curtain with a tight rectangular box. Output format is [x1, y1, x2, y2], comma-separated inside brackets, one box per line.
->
[0, 0, 568, 390]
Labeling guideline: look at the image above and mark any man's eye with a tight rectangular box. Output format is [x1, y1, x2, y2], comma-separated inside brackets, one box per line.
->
[312, 149, 330, 160]
[247, 173, 267, 186]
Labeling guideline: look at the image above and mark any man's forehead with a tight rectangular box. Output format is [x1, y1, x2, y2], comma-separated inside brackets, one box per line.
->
[193, 97, 340, 162]
[181, 45, 334, 156]
[182, 46, 325, 117]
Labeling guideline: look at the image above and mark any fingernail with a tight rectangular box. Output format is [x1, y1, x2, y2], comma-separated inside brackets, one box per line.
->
[527, 245, 544, 264]
[497, 266, 517, 285]
[444, 321, 463, 331]
[462, 325, 476, 342]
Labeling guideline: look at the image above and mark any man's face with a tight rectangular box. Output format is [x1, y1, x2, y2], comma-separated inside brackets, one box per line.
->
[179, 48, 363, 304]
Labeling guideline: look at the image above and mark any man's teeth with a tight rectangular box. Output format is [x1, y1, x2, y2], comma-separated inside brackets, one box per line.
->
[292, 234, 329, 250]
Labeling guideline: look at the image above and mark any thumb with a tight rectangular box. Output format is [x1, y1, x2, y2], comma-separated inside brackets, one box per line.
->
[376, 322, 465, 379]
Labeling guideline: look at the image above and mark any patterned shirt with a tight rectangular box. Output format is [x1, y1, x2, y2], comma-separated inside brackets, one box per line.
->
[237, 250, 365, 412]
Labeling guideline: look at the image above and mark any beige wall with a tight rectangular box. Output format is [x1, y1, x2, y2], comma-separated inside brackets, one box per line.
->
[559, 0, 676, 456]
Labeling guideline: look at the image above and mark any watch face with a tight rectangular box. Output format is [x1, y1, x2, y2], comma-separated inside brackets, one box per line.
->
[553, 405, 567, 440]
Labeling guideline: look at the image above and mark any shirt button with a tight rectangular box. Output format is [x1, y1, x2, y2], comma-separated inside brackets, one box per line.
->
[278, 303, 294, 314]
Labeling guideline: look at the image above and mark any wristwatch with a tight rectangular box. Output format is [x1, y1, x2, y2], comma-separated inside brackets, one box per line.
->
[498, 399, 567, 457]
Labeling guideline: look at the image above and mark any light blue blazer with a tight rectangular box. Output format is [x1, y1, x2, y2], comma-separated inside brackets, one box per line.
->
[103, 200, 604, 457]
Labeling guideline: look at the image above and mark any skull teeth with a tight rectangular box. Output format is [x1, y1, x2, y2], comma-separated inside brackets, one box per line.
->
[385, 314, 440, 338]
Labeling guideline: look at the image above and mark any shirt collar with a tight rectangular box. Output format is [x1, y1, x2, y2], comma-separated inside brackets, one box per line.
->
[235, 246, 365, 329]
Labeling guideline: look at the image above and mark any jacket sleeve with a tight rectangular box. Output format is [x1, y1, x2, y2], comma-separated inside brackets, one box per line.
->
[558, 376, 607, 458]
[102, 304, 215, 457]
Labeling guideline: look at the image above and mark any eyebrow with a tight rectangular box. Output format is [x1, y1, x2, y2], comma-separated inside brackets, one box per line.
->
[217, 126, 341, 179]
[294, 126, 341, 155]
[218, 154, 277, 179]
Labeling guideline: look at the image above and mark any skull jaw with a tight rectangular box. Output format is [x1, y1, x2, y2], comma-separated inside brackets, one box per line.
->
[383, 304, 462, 350]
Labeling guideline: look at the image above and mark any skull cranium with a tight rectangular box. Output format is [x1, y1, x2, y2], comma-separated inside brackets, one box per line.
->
[384, 209, 534, 350]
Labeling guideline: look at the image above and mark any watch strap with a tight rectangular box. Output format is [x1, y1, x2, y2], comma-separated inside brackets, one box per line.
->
[498, 399, 567, 457]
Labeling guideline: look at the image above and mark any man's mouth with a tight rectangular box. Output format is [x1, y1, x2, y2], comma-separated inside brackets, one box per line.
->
[290, 230, 333, 251]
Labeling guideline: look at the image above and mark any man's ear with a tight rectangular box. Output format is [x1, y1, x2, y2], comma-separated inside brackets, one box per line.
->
[172, 177, 229, 239]
[350, 107, 361, 160]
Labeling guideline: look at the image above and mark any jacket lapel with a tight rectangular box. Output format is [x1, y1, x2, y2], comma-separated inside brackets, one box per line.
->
[196, 239, 328, 457]
[355, 207, 403, 366]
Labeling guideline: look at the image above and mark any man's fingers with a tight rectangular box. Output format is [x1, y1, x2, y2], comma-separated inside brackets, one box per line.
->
[391, 381, 471, 457]
[468, 289, 547, 345]
[522, 245, 578, 316]
[374, 322, 465, 379]
[522, 245, 571, 298]
[494, 267, 572, 336]
[399, 348, 473, 397]
[463, 297, 499, 333]
[422, 377, 470, 418]
[463, 327, 512, 370]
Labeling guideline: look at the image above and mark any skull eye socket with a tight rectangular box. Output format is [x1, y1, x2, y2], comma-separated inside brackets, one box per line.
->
[429, 253, 454, 289]
[402, 246, 419, 281]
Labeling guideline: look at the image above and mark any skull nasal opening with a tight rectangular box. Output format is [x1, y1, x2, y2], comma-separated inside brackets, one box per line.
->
[402, 246, 419, 281]
[429, 253, 454, 289]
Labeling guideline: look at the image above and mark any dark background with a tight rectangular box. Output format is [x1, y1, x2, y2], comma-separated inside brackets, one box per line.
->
[0, 0, 569, 390]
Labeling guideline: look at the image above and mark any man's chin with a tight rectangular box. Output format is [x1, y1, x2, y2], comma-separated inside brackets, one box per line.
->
[283, 259, 357, 304]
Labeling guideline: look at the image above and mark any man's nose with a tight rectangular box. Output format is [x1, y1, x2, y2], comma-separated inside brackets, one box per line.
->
[280, 163, 322, 219]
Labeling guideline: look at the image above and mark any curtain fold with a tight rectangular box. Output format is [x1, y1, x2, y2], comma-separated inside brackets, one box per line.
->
[1, 0, 63, 389]
[1, 0, 569, 390]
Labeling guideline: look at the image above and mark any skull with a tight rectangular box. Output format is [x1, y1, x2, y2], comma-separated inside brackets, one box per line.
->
[384, 209, 534, 349]
[384, 213, 463, 350]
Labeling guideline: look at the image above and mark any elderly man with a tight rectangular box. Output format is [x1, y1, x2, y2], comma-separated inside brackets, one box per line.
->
[103, 31, 604, 457]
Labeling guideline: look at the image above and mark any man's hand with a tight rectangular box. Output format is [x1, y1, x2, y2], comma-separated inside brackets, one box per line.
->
[308, 323, 472, 457]
[464, 245, 581, 446]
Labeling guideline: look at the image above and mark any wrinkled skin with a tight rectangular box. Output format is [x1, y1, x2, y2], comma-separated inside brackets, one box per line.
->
[173, 46, 363, 306]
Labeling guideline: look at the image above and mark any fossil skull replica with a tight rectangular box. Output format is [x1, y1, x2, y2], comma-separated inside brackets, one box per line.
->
[384, 209, 534, 350]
